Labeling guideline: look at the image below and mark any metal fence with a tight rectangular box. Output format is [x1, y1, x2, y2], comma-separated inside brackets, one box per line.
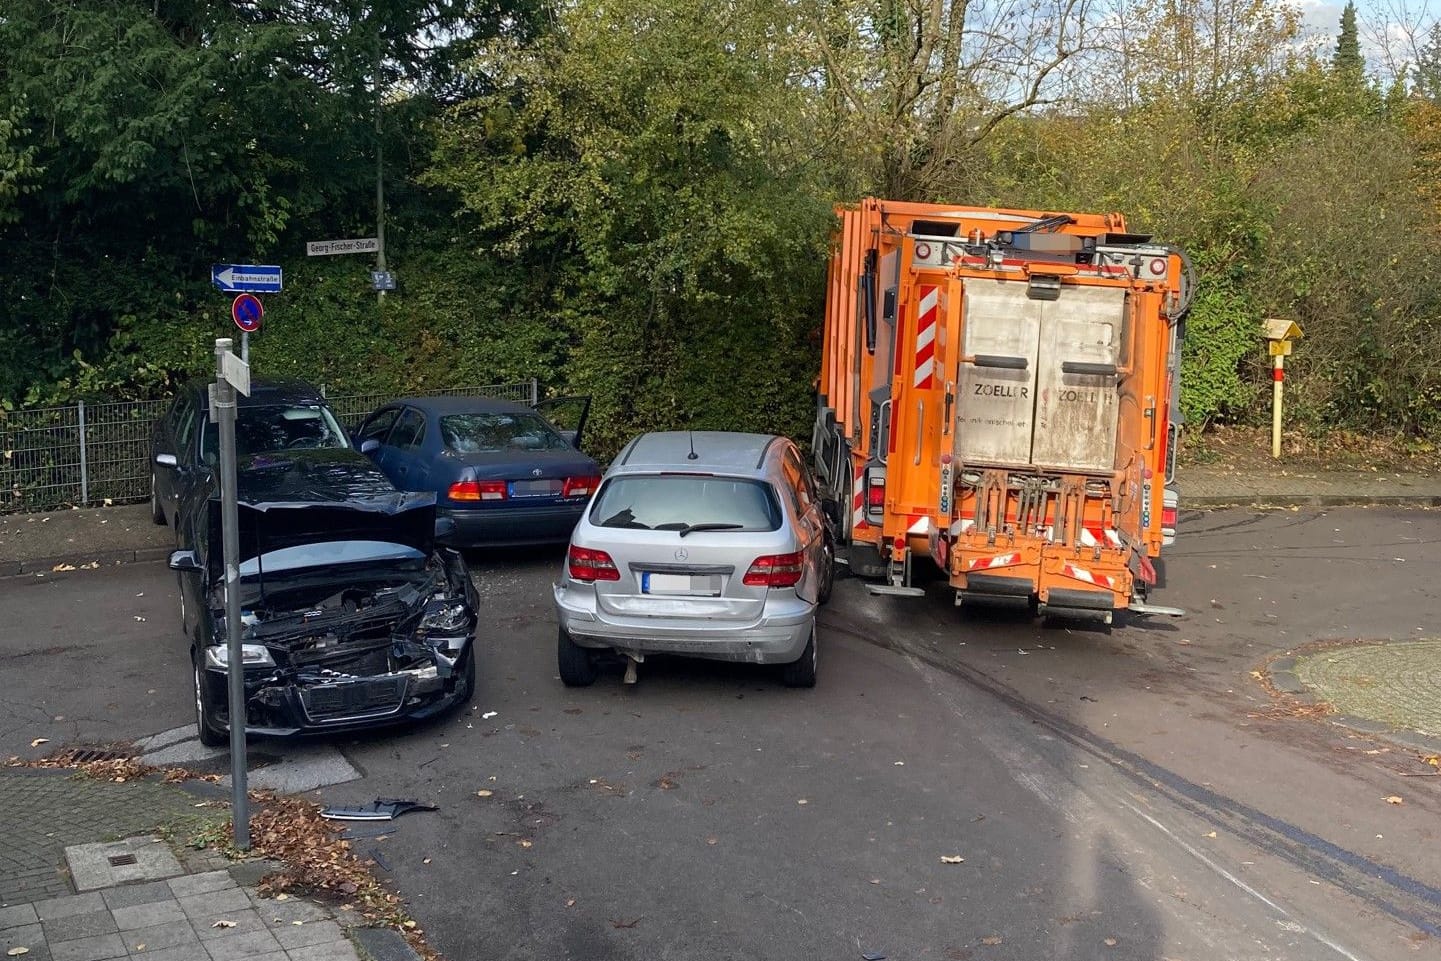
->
[0, 380, 538, 515]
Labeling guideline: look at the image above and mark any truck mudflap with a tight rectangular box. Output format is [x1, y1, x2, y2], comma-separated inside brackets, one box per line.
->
[1039, 588, 1116, 625]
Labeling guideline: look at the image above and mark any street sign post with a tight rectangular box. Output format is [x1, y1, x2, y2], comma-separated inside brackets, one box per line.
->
[306, 238, 380, 256]
[212, 264, 283, 293]
[212, 338, 252, 850]
[230, 294, 263, 363]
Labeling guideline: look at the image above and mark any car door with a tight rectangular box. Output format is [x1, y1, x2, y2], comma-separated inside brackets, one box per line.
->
[781, 447, 824, 604]
[533, 396, 592, 451]
[381, 407, 428, 490]
[151, 394, 186, 517]
[169, 393, 208, 537]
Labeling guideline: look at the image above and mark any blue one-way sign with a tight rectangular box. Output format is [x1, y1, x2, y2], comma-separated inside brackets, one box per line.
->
[212, 264, 283, 293]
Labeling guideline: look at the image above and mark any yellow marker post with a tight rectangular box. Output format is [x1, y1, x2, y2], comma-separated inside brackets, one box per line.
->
[1262, 320, 1302, 459]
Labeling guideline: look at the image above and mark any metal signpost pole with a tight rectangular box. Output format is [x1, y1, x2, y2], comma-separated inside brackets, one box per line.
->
[241, 331, 249, 364]
[213, 337, 251, 850]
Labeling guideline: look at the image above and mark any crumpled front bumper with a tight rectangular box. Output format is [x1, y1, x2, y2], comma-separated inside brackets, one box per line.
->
[201, 640, 474, 737]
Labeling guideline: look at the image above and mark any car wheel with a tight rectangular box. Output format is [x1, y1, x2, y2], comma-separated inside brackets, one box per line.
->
[557, 626, 599, 687]
[193, 660, 227, 748]
[150, 474, 166, 526]
[817, 538, 835, 606]
[781, 620, 818, 688]
[456, 647, 477, 703]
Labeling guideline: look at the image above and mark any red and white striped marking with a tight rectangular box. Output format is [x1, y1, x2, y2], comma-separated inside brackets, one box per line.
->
[1061, 563, 1118, 590]
[1078, 527, 1122, 548]
[966, 552, 1022, 572]
[852, 464, 868, 532]
[914, 285, 938, 389]
[907, 516, 931, 535]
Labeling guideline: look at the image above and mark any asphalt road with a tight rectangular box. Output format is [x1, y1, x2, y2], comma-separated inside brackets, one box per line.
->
[3, 507, 1440, 960]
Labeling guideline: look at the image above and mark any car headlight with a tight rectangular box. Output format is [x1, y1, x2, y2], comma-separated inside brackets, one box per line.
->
[420, 600, 470, 633]
[205, 644, 275, 669]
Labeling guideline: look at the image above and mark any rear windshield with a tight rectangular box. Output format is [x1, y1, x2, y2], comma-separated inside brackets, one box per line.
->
[589, 475, 781, 531]
[440, 413, 569, 453]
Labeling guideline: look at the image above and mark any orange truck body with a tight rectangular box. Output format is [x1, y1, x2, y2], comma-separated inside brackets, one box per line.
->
[812, 199, 1191, 621]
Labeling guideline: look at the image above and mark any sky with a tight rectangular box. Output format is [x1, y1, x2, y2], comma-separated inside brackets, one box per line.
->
[1295, 0, 1438, 79]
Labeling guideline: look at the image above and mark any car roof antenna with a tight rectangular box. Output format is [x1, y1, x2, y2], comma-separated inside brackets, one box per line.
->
[687, 431, 699, 460]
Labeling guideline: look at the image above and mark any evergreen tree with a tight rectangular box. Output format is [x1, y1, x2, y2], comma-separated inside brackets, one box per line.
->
[1332, 2, 1364, 77]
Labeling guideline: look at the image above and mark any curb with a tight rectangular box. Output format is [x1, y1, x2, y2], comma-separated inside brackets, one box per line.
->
[0, 546, 171, 579]
[1265, 655, 1441, 757]
[1185, 493, 1441, 509]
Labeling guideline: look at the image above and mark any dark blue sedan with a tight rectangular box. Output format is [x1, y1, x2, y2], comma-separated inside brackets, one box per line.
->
[354, 395, 601, 547]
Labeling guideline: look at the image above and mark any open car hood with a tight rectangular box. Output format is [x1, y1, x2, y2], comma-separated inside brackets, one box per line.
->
[203, 450, 439, 580]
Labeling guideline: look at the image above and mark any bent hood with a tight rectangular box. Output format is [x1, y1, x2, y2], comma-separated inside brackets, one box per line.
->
[203, 449, 438, 579]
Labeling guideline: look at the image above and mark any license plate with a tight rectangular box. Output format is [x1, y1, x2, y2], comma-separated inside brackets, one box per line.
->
[509, 479, 559, 497]
[642, 572, 721, 596]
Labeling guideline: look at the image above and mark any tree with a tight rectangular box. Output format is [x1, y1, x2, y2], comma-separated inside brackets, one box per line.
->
[1416, 22, 1441, 101]
[1333, 2, 1364, 77]
[429, 0, 841, 453]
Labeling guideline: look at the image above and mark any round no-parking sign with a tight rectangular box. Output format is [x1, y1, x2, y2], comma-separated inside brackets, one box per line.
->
[232, 293, 263, 333]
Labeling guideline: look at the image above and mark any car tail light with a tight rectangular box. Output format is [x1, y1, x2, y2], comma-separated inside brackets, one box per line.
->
[562, 475, 601, 498]
[1162, 506, 1177, 528]
[743, 551, 804, 588]
[865, 467, 886, 517]
[568, 545, 620, 582]
[449, 480, 507, 502]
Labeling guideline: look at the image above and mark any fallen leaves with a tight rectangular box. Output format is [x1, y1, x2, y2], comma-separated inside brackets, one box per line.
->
[8, 948, 31, 956]
[211, 920, 237, 929]
[29, 737, 47, 748]
[565, 899, 576, 908]
[1204, 831, 1217, 839]
[1385, 795, 1404, 805]
[980, 935, 1003, 946]
[940, 855, 965, 864]
[475, 790, 493, 798]
[1103, 937, 1118, 947]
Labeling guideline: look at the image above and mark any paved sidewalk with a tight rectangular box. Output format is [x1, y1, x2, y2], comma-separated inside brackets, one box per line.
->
[0, 505, 170, 577]
[0, 769, 418, 961]
[1180, 465, 1441, 508]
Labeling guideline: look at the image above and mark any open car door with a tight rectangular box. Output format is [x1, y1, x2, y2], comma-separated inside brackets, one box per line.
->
[533, 395, 592, 451]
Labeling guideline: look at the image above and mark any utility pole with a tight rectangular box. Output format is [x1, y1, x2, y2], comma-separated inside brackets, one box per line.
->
[375, 28, 387, 303]
[213, 338, 251, 850]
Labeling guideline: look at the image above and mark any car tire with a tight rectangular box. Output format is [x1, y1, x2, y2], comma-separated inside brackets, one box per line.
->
[781, 621, 818, 688]
[557, 626, 599, 687]
[150, 474, 166, 526]
[817, 538, 836, 606]
[193, 660, 227, 748]
[456, 647, 477, 703]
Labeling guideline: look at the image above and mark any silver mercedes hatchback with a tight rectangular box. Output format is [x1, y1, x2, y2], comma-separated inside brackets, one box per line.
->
[552, 431, 834, 687]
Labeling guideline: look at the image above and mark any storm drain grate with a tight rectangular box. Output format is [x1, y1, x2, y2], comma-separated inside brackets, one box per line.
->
[107, 854, 138, 867]
[61, 747, 132, 763]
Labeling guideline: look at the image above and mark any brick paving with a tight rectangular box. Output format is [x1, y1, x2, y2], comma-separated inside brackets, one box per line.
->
[0, 770, 210, 906]
[1293, 639, 1441, 739]
[0, 868, 369, 961]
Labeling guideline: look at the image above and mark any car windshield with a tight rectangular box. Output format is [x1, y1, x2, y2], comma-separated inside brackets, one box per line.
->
[589, 475, 781, 531]
[203, 404, 348, 462]
[440, 413, 569, 453]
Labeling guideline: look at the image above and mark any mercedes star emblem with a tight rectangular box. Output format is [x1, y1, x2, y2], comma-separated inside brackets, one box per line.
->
[674, 548, 689, 562]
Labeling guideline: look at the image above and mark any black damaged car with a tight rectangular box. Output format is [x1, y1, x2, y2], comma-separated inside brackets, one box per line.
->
[167, 448, 479, 745]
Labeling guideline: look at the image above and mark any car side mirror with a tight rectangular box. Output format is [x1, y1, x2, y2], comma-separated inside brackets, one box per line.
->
[434, 516, 458, 542]
[168, 549, 203, 573]
[360, 439, 380, 455]
[559, 429, 579, 448]
[155, 453, 178, 468]
[820, 498, 842, 529]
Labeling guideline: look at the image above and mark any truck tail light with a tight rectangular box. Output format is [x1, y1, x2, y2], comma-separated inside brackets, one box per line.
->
[743, 551, 805, 588]
[562, 475, 601, 498]
[1162, 505, 1177, 529]
[567, 545, 620, 582]
[449, 480, 507, 501]
[865, 467, 886, 518]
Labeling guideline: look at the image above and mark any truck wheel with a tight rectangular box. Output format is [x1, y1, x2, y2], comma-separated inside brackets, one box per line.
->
[780, 621, 818, 688]
[557, 627, 599, 687]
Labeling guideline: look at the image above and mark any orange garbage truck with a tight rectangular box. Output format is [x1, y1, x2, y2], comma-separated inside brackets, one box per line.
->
[811, 199, 1192, 622]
